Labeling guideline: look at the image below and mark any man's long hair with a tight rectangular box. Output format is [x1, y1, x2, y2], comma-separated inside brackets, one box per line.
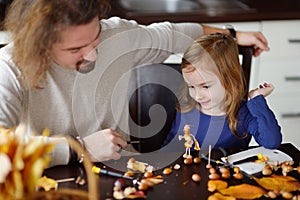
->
[5, 0, 109, 88]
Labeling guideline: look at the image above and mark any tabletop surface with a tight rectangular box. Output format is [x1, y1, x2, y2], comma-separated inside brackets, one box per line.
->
[44, 143, 300, 199]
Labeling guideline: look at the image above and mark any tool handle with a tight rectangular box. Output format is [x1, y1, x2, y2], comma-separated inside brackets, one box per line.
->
[232, 155, 258, 165]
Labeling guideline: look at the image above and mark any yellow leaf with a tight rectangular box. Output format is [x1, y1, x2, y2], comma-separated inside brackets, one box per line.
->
[36, 176, 58, 191]
[207, 180, 228, 192]
[12, 171, 24, 199]
[208, 192, 236, 200]
[219, 184, 265, 199]
[253, 175, 300, 192]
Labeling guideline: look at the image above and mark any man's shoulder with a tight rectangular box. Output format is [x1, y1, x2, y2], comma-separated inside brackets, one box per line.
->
[0, 43, 17, 71]
[100, 17, 139, 30]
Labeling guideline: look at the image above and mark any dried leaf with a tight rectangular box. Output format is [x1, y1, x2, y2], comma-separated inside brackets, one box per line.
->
[12, 170, 24, 199]
[219, 184, 265, 199]
[0, 153, 12, 183]
[207, 180, 228, 192]
[271, 174, 298, 181]
[253, 175, 300, 192]
[146, 177, 164, 185]
[0, 126, 55, 199]
[208, 192, 236, 200]
[36, 176, 58, 191]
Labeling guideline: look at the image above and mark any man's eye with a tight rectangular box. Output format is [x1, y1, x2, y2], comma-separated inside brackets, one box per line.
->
[70, 49, 80, 54]
[203, 85, 209, 89]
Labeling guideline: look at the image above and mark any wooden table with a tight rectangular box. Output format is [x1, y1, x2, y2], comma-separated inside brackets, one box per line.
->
[44, 143, 300, 199]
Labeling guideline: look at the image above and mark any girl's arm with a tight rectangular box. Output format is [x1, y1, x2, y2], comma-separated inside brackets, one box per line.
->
[245, 95, 282, 149]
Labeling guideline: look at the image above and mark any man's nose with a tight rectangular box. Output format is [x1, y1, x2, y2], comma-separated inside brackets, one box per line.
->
[83, 47, 98, 62]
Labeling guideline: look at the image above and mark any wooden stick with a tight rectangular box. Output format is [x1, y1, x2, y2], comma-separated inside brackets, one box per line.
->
[208, 145, 211, 166]
[55, 177, 76, 183]
[206, 145, 212, 168]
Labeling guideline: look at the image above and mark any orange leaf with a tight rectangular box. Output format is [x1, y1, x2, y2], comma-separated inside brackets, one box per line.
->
[253, 175, 300, 192]
[207, 180, 228, 192]
[208, 192, 236, 200]
[219, 184, 265, 199]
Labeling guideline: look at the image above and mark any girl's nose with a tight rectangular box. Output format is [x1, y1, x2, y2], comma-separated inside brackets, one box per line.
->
[195, 89, 204, 101]
[83, 48, 98, 62]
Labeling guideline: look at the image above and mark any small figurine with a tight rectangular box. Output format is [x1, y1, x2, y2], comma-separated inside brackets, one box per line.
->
[178, 125, 200, 158]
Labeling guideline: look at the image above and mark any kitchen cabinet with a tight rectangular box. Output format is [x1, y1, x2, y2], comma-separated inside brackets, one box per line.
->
[257, 20, 300, 149]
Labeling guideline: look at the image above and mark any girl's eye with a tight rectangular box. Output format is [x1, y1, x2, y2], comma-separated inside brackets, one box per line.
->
[188, 85, 194, 89]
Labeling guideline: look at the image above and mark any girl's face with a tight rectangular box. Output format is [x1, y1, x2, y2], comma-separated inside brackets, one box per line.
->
[183, 64, 226, 116]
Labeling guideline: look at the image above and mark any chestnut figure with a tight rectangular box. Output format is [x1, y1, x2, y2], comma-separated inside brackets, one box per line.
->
[192, 173, 201, 182]
[184, 158, 193, 165]
[193, 157, 201, 164]
[163, 167, 172, 175]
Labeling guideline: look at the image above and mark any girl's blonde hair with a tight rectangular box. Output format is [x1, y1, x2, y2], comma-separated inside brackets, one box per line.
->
[180, 33, 247, 138]
[5, 0, 110, 89]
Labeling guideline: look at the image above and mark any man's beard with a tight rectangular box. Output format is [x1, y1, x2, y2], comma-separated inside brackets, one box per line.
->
[76, 48, 98, 74]
[76, 59, 96, 74]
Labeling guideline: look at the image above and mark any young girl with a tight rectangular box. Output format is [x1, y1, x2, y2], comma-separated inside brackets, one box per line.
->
[164, 33, 282, 151]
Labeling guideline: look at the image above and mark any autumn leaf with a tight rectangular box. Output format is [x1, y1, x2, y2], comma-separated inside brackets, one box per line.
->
[219, 184, 265, 199]
[253, 175, 300, 192]
[208, 192, 236, 200]
[0, 125, 55, 199]
[207, 180, 228, 192]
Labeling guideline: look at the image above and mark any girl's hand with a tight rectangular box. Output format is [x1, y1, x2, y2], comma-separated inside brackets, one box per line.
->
[82, 129, 127, 162]
[249, 83, 274, 99]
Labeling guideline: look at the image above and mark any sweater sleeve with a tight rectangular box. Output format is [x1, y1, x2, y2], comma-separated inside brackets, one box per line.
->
[246, 95, 282, 149]
[0, 46, 24, 128]
[48, 137, 70, 167]
[100, 17, 203, 65]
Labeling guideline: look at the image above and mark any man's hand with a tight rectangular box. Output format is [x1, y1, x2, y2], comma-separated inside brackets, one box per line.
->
[202, 25, 270, 57]
[249, 83, 274, 99]
[236, 31, 270, 57]
[82, 129, 127, 162]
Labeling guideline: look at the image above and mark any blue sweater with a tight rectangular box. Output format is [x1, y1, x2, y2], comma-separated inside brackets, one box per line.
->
[164, 95, 282, 151]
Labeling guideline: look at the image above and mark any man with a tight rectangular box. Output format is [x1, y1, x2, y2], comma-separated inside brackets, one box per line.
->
[0, 0, 269, 167]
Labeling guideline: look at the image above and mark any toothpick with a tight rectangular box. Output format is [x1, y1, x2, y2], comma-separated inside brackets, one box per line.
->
[208, 145, 211, 165]
[55, 177, 76, 183]
[206, 145, 212, 168]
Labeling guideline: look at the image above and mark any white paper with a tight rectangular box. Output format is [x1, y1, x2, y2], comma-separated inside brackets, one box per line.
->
[221, 146, 293, 175]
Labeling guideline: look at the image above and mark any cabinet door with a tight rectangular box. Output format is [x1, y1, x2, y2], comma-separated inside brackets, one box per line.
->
[258, 57, 300, 95]
[255, 20, 300, 148]
[267, 96, 300, 149]
[261, 20, 300, 57]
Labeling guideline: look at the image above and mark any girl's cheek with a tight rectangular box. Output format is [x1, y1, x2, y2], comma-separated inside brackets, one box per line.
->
[189, 90, 196, 99]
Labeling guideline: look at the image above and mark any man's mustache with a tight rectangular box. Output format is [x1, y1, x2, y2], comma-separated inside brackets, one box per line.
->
[76, 49, 98, 74]
[76, 59, 96, 74]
